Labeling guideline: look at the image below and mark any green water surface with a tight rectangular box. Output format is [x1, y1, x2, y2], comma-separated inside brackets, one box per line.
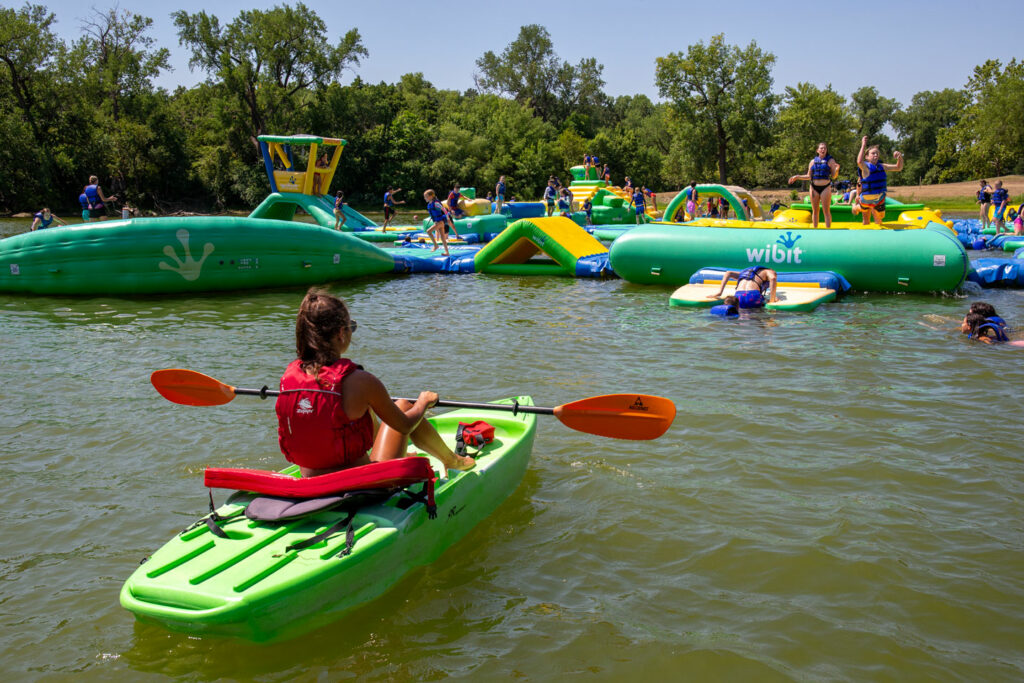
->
[1, 216, 1022, 680]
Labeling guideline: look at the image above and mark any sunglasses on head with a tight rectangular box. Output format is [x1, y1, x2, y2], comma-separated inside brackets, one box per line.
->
[348, 320, 357, 333]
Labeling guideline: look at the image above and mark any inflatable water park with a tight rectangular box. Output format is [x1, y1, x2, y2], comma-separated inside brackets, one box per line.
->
[6, 130, 1021, 302]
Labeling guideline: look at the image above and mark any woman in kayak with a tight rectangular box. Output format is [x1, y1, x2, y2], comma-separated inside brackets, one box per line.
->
[276, 290, 475, 477]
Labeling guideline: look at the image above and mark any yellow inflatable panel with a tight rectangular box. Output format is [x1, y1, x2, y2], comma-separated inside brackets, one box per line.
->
[523, 216, 608, 260]
[459, 198, 492, 217]
[273, 171, 306, 193]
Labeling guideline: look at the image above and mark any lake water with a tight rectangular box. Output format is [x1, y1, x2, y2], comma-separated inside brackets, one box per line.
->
[1, 215, 1022, 680]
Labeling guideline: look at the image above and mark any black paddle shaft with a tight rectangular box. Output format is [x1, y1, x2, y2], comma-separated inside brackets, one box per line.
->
[236, 386, 555, 416]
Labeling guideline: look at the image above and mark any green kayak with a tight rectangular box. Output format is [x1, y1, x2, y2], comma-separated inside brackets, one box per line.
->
[120, 397, 537, 641]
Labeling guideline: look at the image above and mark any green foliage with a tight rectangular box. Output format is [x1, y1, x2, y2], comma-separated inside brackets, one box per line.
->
[474, 24, 605, 127]
[759, 83, 857, 186]
[0, 11, 1021, 215]
[934, 59, 1024, 181]
[655, 34, 776, 184]
[892, 89, 968, 183]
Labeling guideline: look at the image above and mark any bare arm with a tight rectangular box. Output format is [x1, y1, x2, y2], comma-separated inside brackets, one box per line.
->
[829, 158, 841, 179]
[882, 151, 904, 172]
[856, 136, 870, 176]
[708, 271, 739, 298]
[97, 185, 117, 203]
[342, 370, 434, 435]
[788, 160, 814, 184]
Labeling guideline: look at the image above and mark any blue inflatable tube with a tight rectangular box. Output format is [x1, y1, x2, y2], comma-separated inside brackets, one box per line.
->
[966, 258, 1024, 288]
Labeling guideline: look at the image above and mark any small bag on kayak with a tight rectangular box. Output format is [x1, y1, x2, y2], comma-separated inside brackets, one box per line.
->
[455, 420, 495, 457]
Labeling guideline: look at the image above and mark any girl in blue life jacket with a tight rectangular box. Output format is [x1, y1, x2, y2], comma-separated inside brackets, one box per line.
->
[30, 208, 66, 231]
[423, 189, 453, 255]
[628, 187, 646, 224]
[82, 175, 118, 221]
[854, 136, 904, 225]
[788, 142, 841, 228]
[277, 289, 474, 477]
[962, 312, 1009, 343]
[977, 180, 994, 231]
[705, 266, 779, 307]
[991, 180, 1010, 234]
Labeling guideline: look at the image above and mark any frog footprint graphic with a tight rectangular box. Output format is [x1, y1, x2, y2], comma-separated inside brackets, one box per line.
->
[159, 229, 214, 281]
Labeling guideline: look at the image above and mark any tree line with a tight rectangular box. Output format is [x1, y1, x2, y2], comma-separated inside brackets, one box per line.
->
[2, 4, 1022, 214]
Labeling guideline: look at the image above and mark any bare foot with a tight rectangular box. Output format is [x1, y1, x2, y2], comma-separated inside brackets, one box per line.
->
[444, 455, 476, 471]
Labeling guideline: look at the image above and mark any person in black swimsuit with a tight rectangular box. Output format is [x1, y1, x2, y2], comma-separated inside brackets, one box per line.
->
[788, 142, 840, 227]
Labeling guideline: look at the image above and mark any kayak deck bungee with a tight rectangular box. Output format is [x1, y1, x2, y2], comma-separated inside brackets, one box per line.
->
[120, 398, 537, 641]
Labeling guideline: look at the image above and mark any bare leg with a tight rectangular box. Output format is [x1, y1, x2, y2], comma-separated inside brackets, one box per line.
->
[439, 226, 450, 256]
[822, 189, 832, 227]
[370, 400, 474, 470]
[810, 191, 820, 228]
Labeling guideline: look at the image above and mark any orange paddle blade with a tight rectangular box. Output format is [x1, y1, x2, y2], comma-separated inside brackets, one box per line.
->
[151, 369, 236, 406]
[553, 394, 676, 440]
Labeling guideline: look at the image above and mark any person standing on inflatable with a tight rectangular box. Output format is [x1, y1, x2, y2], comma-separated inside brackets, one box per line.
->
[788, 142, 840, 227]
[423, 189, 453, 255]
[977, 180, 994, 231]
[706, 267, 779, 307]
[333, 191, 347, 230]
[543, 179, 557, 217]
[628, 186, 646, 224]
[853, 137, 903, 226]
[276, 290, 475, 478]
[81, 175, 117, 221]
[991, 181, 1010, 234]
[30, 208, 66, 231]
[494, 175, 506, 214]
[382, 187, 405, 229]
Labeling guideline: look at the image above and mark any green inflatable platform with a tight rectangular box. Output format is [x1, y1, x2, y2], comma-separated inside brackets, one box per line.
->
[0, 217, 394, 296]
[609, 220, 968, 292]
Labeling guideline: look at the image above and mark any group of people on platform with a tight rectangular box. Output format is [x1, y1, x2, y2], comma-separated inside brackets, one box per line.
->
[787, 137, 904, 229]
[976, 180, 1022, 235]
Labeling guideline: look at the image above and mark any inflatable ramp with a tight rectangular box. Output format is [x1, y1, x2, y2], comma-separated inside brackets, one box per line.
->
[474, 217, 614, 277]
[249, 193, 377, 229]
[669, 269, 849, 312]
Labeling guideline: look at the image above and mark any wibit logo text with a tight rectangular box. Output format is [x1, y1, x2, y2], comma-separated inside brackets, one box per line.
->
[747, 232, 804, 264]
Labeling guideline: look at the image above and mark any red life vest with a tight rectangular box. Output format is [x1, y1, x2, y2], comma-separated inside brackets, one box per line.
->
[276, 358, 374, 469]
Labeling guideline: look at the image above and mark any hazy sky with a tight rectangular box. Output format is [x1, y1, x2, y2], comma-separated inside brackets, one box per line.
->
[38, 0, 1023, 106]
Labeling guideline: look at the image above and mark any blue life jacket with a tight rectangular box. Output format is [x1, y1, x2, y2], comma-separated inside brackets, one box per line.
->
[34, 211, 54, 229]
[737, 266, 768, 292]
[383, 191, 393, 207]
[971, 320, 1010, 342]
[860, 162, 887, 197]
[557, 197, 569, 211]
[992, 188, 1009, 205]
[84, 184, 103, 208]
[989, 315, 1008, 328]
[426, 199, 447, 222]
[583, 200, 592, 214]
[978, 189, 991, 203]
[710, 304, 739, 317]
[447, 191, 459, 209]
[544, 186, 556, 200]
[632, 192, 645, 210]
[496, 182, 505, 195]
[592, 156, 599, 166]
[335, 196, 345, 210]
[583, 155, 591, 164]
[78, 192, 91, 210]
[811, 155, 833, 181]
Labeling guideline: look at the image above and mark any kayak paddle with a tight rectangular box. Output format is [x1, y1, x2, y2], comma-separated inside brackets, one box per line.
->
[151, 369, 675, 440]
